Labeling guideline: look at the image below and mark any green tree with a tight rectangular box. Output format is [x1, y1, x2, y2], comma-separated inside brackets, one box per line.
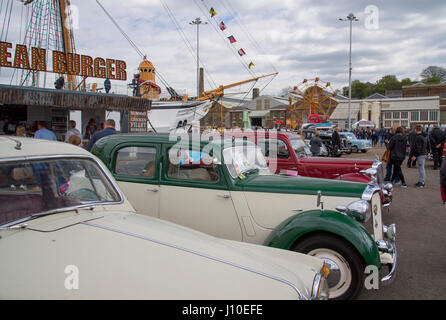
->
[424, 76, 442, 84]
[401, 78, 412, 86]
[373, 75, 401, 94]
[420, 66, 446, 81]
[342, 80, 372, 99]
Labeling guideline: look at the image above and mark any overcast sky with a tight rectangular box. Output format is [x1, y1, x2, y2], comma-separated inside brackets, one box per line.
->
[1, 0, 446, 97]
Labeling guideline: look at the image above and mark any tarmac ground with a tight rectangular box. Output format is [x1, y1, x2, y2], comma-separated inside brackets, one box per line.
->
[341, 146, 446, 300]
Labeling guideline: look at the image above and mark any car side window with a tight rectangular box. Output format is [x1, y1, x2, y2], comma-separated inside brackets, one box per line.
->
[258, 138, 289, 159]
[115, 147, 157, 178]
[166, 149, 219, 182]
[258, 138, 271, 157]
[277, 139, 290, 159]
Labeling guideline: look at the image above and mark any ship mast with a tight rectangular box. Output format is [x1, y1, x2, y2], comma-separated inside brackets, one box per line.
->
[9, 0, 79, 89]
[58, 0, 77, 90]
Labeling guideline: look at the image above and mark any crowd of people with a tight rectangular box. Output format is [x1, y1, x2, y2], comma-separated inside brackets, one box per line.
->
[2, 118, 445, 203]
[1, 118, 117, 151]
[380, 124, 445, 194]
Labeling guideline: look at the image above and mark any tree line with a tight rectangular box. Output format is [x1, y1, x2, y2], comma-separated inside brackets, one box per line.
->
[340, 66, 446, 99]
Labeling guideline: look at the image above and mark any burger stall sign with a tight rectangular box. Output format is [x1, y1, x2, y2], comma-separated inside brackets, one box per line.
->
[0, 41, 127, 81]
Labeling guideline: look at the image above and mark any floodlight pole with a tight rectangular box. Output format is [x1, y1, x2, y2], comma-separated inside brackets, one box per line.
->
[339, 13, 358, 131]
[190, 17, 208, 97]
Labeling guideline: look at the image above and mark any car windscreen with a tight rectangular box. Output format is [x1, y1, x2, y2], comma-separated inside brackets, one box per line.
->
[223, 146, 271, 179]
[290, 138, 311, 156]
[0, 158, 121, 226]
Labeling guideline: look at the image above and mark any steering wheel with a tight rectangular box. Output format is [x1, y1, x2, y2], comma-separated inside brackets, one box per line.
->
[66, 188, 99, 201]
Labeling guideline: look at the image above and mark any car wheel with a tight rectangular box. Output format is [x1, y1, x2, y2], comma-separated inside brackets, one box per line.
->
[352, 146, 359, 153]
[361, 150, 367, 153]
[292, 233, 364, 300]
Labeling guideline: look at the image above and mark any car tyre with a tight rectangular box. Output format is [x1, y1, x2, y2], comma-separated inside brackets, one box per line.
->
[292, 233, 364, 300]
[352, 146, 359, 153]
[361, 150, 367, 153]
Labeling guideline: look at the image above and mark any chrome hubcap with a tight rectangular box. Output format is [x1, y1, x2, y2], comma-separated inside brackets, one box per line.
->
[308, 248, 352, 299]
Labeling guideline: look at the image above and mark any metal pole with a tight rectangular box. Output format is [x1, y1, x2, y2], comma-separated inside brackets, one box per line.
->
[197, 22, 199, 97]
[339, 13, 358, 131]
[190, 18, 207, 98]
[348, 19, 352, 131]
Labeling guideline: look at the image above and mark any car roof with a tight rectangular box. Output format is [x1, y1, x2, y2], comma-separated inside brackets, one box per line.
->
[0, 136, 93, 160]
[95, 133, 257, 147]
[218, 131, 300, 139]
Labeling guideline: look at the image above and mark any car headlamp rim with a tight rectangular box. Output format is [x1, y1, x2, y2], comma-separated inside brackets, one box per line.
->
[343, 200, 371, 223]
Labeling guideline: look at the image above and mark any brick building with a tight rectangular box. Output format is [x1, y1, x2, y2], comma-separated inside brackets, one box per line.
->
[402, 82, 446, 124]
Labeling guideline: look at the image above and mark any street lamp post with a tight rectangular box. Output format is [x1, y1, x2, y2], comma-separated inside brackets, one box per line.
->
[339, 13, 358, 131]
[190, 17, 208, 98]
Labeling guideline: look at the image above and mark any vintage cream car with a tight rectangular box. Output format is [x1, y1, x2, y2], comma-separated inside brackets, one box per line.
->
[93, 134, 397, 300]
[0, 137, 330, 300]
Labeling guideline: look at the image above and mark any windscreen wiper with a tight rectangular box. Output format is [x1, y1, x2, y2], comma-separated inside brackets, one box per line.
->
[243, 168, 259, 175]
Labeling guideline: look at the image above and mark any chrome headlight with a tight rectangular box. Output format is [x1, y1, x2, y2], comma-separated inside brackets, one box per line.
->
[360, 168, 378, 183]
[311, 264, 330, 300]
[336, 200, 371, 223]
[384, 183, 393, 193]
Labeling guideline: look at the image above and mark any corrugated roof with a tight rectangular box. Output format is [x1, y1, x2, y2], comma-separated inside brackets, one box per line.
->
[0, 84, 151, 112]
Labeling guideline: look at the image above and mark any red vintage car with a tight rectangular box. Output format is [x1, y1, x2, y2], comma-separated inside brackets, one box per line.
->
[223, 131, 392, 206]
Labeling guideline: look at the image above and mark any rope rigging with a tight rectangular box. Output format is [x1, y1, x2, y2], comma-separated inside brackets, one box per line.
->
[193, 0, 256, 78]
[219, 0, 278, 74]
[95, 0, 173, 93]
[159, 0, 217, 90]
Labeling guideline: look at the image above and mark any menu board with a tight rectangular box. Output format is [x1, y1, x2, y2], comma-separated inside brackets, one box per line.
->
[129, 111, 148, 133]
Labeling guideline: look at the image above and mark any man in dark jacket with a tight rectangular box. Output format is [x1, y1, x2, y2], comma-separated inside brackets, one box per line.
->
[310, 131, 323, 156]
[407, 128, 418, 168]
[411, 125, 428, 188]
[331, 127, 341, 156]
[430, 126, 445, 170]
[86, 119, 117, 151]
[388, 126, 407, 188]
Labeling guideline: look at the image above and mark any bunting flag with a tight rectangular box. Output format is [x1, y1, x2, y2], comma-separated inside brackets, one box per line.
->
[207, 4, 256, 71]
[227, 35, 236, 44]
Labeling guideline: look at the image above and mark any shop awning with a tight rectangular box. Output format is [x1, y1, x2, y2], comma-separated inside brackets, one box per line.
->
[0, 84, 151, 112]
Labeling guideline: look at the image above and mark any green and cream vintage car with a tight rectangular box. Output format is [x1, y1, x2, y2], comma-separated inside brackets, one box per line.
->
[0, 137, 330, 300]
[93, 134, 397, 300]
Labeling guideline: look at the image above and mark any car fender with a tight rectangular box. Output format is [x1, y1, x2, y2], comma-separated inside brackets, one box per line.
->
[264, 209, 381, 269]
[335, 172, 371, 183]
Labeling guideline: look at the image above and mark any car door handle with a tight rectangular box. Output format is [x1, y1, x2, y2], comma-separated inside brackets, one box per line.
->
[217, 194, 231, 199]
[147, 188, 159, 193]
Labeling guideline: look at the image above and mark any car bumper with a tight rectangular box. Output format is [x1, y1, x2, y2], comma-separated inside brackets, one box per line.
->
[377, 224, 397, 284]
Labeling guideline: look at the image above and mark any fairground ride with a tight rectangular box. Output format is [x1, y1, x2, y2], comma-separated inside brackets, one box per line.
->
[288, 78, 338, 129]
